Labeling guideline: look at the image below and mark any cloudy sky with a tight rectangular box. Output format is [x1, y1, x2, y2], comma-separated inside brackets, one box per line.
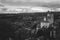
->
[0, 0, 60, 12]
[0, 0, 60, 8]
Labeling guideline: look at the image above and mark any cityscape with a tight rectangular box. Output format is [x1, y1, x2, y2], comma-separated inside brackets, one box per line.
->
[0, 0, 60, 40]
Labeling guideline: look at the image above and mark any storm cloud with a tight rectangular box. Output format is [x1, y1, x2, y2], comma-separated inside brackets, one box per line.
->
[0, 0, 60, 12]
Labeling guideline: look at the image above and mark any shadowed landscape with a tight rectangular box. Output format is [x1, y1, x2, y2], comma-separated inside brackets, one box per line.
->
[0, 12, 59, 40]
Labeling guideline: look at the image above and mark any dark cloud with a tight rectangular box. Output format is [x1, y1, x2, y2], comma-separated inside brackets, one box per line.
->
[1, 0, 60, 8]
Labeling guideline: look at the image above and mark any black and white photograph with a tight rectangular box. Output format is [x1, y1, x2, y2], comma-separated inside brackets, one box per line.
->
[0, 0, 60, 40]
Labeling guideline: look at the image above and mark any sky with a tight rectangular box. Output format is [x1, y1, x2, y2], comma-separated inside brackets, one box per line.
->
[0, 0, 60, 12]
[0, 0, 60, 8]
